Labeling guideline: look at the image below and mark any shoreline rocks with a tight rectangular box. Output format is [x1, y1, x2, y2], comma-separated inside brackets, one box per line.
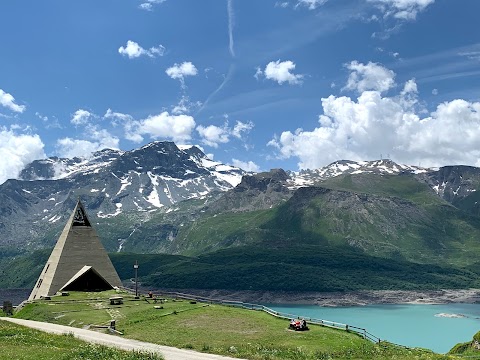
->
[151, 288, 480, 306]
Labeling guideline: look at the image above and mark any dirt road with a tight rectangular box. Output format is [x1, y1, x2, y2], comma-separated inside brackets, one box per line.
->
[1, 317, 246, 360]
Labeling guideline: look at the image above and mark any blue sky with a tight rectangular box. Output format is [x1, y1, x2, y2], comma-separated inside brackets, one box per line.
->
[1, 0, 480, 183]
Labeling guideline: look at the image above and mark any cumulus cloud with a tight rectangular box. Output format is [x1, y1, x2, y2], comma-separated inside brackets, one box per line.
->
[0, 88, 26, 113]
[0, 127, 45, 184]
[138, 0, 166, 11]
[197, 124, 230, 148]
[231, 159, 260, 172]
[368, 0, 435, 20]
[343, 61, 395, 93]
[269, 77, 480, 169]
[56, 124, 119, 158]
[118, 40, 166, 59]
[196, 120, 254, 148]
[257, 60, 304, 85]
[166, 62, 198, 80]
[71, 109, 94, 125]
[166, 62, 198, 89]
[125, 112, 196, 143]
[296, 0, 328, 10]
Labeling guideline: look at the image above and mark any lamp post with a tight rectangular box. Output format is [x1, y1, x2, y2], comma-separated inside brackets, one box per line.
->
[134, 260, 139, 299]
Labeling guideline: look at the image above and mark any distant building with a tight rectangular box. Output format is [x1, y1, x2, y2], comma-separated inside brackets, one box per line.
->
[28, 200, 122, 301]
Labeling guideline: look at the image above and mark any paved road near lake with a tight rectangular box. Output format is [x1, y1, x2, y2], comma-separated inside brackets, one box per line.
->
[1, 318, 246, 360]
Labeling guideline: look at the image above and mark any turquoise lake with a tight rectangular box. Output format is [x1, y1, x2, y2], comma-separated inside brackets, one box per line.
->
[265, 303, 480, 354]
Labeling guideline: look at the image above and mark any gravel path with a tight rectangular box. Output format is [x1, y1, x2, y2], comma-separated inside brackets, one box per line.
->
[1, 318, 246, 360]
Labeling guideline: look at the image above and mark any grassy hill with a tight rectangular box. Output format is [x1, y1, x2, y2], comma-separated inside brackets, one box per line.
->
[12, 290, 448, 360]
[0, 320, 162, 360]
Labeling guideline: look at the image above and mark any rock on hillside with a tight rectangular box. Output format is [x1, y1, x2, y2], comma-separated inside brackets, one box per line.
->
[206, 168, 292, 213]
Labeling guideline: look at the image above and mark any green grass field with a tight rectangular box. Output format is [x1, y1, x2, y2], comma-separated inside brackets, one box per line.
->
[12, 290, 456, 360]
[0, 320, 163, 360]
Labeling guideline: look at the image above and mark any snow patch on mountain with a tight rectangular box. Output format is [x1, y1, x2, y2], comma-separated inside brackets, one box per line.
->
[287, 159, 430, 189]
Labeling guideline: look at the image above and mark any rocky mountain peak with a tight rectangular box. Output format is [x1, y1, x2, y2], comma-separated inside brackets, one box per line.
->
[287, 159, 429, 189]
[235, 168, 290, 193]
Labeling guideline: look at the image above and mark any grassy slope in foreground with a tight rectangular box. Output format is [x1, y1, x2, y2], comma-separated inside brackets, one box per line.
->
[0, 320, 162, 360]
[14, 290, 450, 360]
[449, 330, 480, 356]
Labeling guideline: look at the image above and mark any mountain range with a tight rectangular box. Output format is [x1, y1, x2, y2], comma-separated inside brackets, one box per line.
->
[2, 141, 480, 291]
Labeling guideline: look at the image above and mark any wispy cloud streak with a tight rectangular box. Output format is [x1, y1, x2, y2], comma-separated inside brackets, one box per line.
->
[197, 64, 235, 115]
[227, 0, 235, 58]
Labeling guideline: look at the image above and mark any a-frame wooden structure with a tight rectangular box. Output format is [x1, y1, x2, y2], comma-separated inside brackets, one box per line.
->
[28, 200, 122, 300]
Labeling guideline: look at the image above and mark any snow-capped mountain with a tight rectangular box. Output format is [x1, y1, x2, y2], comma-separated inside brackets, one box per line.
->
[0, 141, 246, 251]
[287, 159, 430, 189]
[2, 144, 480, 255]
[18, 141, 244, 217]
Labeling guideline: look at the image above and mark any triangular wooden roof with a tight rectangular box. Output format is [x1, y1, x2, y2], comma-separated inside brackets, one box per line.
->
[29, 200, 122, 300]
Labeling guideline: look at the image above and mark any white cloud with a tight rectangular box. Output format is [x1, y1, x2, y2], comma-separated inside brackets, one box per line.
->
[368, 0, 435, 20]
[263, 60, 303, 85]
[118, 40, 165, 59]
[197, 124, 230, 148]
[171, 96, 202, 115]
[0, 127, 45, 184]
[275, 2, 290, 8]
[401, 78, 417, 95]
[56, 138, 112, 158]
[127, 112, 196, 143]
[166, 62, 198, 89]
[432, 88, 438, 95]
[269, 75, 480, 169]
[296, 0, 328, 10]
[195, 119, 254, 148]
[56, 124, 119, 158]
[231, 159, 260, 172]
[71, 109, 94, 125]
[166, 62, 198, 80]
[0, 89, 25, 113]
[138, 0, 166, 11]
[104, 108, 133, 123]
[60, 111, 120, 158]
[232, 120, 254, 139]
[344, 61, 395, 93]
[254, 67, 263, 80]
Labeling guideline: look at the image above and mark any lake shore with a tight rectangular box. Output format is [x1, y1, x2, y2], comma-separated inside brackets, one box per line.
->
[153, 288, 480, 307]
[5, 287, 480, 307]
